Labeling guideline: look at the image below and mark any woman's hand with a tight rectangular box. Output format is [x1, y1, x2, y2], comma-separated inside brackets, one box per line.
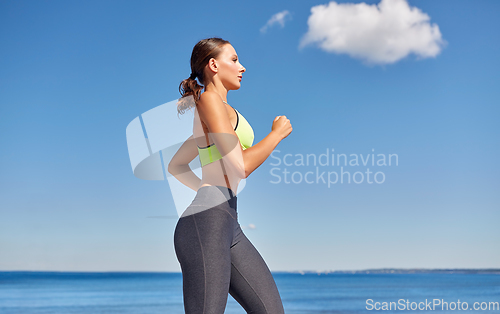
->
[272, 115, 293, 140]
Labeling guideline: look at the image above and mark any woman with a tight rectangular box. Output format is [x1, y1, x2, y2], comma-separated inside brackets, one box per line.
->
[168, 37, 292, 314]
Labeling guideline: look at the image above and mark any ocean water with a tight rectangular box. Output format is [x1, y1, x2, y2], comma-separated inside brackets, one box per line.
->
[0, 271, 499, 313]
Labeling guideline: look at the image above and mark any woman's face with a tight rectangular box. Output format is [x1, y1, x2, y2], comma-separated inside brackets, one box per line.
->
[214, 44, 246, 90]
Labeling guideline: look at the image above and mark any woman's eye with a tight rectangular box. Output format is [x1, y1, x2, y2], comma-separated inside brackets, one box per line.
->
[233, 59, 237, 62]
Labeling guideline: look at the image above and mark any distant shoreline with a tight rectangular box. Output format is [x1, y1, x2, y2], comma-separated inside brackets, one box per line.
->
[278, 268, 500, 275]
[1, 268, 499, 275]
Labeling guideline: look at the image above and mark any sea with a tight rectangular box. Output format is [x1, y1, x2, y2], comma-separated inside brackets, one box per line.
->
[0, 270, 499, 313]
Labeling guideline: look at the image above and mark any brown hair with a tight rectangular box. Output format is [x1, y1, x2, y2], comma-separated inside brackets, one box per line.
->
[177, 37, 231, 115]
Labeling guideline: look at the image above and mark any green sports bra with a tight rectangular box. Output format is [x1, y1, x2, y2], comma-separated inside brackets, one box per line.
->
[197, 107, 254, 167]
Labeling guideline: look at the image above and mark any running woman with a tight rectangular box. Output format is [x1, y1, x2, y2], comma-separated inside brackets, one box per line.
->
[169, 37, 292, 314]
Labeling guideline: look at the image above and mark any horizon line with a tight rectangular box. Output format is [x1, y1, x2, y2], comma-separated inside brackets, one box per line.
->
[2, 267, 499, 274]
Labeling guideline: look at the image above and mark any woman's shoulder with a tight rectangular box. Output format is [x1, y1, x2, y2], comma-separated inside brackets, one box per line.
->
[197, 92, 231, 119]
[198, 91, 223, 107]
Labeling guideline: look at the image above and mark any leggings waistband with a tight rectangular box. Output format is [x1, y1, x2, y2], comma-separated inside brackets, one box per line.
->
[180, 185, 237, 218]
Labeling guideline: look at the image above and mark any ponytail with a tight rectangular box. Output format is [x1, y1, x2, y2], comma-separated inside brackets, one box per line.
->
[177, 75, 203, 115]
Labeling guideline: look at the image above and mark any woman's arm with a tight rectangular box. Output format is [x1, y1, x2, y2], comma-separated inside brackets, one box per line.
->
[237, 130, 282, 178]
[196, 91, 284, 178]
[167, 135, 201, 191]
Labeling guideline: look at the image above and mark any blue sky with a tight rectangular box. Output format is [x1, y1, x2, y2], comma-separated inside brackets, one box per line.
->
[0, 0, 498, 272]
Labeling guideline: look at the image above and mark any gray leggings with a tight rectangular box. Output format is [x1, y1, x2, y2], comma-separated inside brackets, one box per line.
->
[174, 185, 285, 314]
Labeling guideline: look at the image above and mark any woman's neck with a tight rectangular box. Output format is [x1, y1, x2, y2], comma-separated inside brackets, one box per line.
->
[204, 80, 229, 103]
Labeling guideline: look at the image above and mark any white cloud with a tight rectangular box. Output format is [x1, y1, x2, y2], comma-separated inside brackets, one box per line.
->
[299, 0, 446, 65]
[260, 10, 292, 33]
[241, 223, 256, 230]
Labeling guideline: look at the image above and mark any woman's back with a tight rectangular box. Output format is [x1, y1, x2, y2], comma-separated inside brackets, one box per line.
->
[193, 100, 254, 195]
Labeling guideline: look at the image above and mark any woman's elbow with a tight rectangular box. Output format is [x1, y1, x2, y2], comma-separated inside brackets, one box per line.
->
[239, 163, 251, 179]
[167, 163, 179, 175]
[224, 159, 247, 179]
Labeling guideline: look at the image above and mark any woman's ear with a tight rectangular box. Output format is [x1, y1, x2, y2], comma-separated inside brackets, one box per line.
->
[208, 57, 218, 74]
